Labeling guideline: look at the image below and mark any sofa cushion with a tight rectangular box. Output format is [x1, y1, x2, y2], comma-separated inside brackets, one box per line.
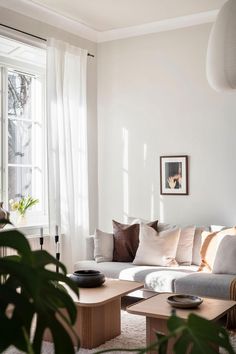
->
[94, 228, 114, 263]
[175, 272, 236, 299]
[133, 224, 180, 266]
[210, 225, 228, 232]
[112, 220, 140, 262]
[129, 217, 158, 232]
[112, 219, 158, 262]
[176, 226, 196, 265]
[74, 260, 137, 279]
[158, 222, 176, 232]
[86, 236, 95, 260]
[199, 227, 236, 272]
[192, 227, 208, 265]
[119, 266, 198, 292]
[127, 216, 159, 230]
[74, 260, 198, 292]
[128, 218, 195, 265]
[212, 235, 236, 275]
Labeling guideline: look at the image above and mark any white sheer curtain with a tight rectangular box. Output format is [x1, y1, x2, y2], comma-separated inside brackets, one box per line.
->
[46, 38, 89, 272]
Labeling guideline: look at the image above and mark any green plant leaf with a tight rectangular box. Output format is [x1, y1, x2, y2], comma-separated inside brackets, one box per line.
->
[0, 229, 79, 354]
[0, 284, 34, 352]
[167, 314, 186, 332]
[173, 330, 192, 353]
[184, 314, 234, 354]
[0, 230, 32, 262]
[31, 249, 67, 274]
[155, 332, 168, 354]
[41, 312, 78, 354]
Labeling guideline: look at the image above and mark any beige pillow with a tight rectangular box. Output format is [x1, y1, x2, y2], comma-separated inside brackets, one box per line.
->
[94, 229, 114, 263]
[192, 226, 209, 265]
[133, 223, 180, 267]
[199, 227, 236, 272]
[176, 226, 196, 265]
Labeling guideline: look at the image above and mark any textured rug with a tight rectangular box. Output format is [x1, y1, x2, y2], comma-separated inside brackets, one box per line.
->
[4, 310, 236, 354]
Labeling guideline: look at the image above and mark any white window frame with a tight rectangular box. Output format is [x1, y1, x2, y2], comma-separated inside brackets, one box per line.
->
[0, 55, 47, 226]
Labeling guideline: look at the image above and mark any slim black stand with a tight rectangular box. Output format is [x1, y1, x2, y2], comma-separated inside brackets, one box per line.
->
[39, 227, 44, 250]
[55, 225, 60, 273]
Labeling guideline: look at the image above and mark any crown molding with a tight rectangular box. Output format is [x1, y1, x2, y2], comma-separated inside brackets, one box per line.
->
[0, 0, 98, 42]
[0, 0, 219, 43]
[97, 10, 219, 43]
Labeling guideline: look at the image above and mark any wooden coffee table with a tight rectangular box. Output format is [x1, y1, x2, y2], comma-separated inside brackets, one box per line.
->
[44, 279, 143, 349]
[127, 293, 236, 354]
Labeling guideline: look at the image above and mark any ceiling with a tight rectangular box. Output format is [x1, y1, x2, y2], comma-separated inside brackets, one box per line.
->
[29, 0, 226, 31]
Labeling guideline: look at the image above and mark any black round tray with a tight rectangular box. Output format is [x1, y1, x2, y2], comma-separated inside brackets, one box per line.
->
[167, 294, 203, 309]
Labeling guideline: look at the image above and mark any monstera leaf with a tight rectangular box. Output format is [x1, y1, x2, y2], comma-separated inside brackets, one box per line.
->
[164, 313, 234, 354]
[95, 308, 234, 354]
[0, 222, 79, 354]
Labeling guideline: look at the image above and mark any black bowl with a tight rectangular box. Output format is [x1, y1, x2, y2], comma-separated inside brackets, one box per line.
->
[69, 270, 105, 288]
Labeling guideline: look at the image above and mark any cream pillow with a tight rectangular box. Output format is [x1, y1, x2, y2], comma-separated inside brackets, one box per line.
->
[176, 226, 196, 265]
[212, 235, 236, 274]
[94, 229, 114, 263]
[199, 227, 236, 272]
[133, 223, 180, 266]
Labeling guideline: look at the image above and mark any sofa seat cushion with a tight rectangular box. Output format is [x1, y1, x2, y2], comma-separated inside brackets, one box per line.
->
[74, 260, 198, 292]
[74, 260, 137, 279]
[119, 265, 198, 292]
[175, 272, 236, 299]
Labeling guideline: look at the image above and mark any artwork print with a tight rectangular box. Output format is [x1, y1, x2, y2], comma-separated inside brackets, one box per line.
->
[160, 156, 188, 195]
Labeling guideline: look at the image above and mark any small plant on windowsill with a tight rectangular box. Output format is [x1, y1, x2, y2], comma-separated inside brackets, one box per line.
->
[9, 196, 39, 226]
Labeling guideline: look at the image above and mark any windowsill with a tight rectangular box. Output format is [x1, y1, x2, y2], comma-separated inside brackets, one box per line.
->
[2, 219, 49, 237]
[4, 222, 48, 231]
[6, 212, 49, 235]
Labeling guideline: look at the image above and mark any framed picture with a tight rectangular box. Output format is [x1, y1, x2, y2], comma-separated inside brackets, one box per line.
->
[160, 155, 188, 195]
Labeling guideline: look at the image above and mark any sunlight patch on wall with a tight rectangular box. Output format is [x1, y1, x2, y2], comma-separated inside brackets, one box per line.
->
[143, 143, 147, 166]
[122, 127, 129, 222]
[159, 195, 164, 222]
[150, 183, 154, 220]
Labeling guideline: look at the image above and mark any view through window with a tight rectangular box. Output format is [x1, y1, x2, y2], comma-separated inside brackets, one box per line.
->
[0, 35, 47, 223]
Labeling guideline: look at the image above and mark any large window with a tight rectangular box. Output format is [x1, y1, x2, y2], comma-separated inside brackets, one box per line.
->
[0, 36, 47, 224]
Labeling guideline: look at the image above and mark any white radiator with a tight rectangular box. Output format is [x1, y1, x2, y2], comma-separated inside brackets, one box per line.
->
[1, 235, 54, 257]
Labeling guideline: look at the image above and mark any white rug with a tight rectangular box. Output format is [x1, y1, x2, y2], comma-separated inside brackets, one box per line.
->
[4, 311, 236, 354]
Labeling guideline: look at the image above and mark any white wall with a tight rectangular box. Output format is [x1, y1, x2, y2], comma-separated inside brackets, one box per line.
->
[98, 24, 236, 231]
[0, 7, 98, 233]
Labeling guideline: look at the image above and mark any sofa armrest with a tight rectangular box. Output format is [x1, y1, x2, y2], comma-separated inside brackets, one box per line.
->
[86, 235, 95, 260]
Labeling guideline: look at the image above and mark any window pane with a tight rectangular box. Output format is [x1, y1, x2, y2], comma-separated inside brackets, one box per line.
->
[8, 119, 32, 164]
[8, 71, 33, 120]
[8, 166, 32, 200]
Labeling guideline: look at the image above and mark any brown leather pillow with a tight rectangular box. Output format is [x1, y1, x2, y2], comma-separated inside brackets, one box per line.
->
[112, 219, 158, 262]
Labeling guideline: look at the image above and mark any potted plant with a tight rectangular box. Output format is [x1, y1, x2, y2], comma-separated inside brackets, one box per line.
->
[0, 219, 79, 354]
[9, 196, 39, 225]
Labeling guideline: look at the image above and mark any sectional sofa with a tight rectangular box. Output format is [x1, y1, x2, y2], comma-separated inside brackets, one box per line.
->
[74, 222, 236, 328]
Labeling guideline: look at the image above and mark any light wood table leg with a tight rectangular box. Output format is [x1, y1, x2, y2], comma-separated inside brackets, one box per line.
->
[44, 298, 121, 349]
[146, 317, 219, 354]
[147, 317, 175, 354]
[76, 298, 121, 348]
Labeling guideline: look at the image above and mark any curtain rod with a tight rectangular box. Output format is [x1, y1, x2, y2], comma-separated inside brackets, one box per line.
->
[0, 23, 95, 57]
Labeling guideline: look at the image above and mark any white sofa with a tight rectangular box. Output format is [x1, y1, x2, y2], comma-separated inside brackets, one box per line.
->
[74, 225, 236, 327]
